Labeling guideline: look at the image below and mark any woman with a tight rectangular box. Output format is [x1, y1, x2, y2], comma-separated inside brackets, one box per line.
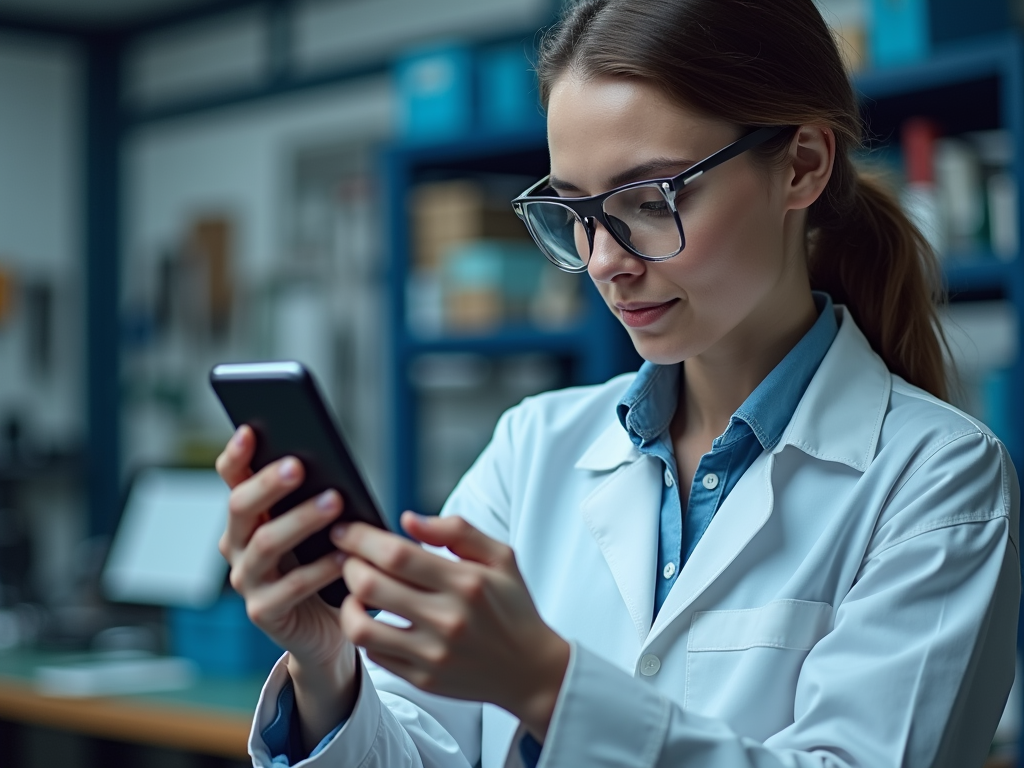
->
[216, 1, 1021, 766]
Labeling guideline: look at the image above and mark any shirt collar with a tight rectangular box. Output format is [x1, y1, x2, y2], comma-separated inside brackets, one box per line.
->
[615, 362, 679, 448]
[733, 292, 837, 450]
[616, 292, 837, 451]
[580, 302, 889, 474]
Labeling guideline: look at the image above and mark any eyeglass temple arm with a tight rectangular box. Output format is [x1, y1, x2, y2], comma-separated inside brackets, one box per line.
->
[677, 126, 787, 186]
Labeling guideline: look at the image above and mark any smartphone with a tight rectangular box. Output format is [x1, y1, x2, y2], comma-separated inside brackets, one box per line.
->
[209, 361, 389, 607]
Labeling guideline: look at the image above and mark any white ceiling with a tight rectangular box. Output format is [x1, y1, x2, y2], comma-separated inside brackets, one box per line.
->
[0, 0, 221, 24]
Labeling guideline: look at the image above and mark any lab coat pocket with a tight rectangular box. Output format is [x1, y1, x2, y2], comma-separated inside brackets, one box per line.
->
[685, 600, 833, 738]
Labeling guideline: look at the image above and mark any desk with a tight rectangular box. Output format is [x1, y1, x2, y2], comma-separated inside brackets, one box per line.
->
[0, 649, 265, 759]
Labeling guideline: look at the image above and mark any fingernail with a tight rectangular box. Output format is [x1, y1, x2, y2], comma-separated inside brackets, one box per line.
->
[333, 552, 348, 566]
[232, 427, 246, 447]
[279, 458, 300, 480]
[331, 523, 349, 540]
[317, 490, 339, 512]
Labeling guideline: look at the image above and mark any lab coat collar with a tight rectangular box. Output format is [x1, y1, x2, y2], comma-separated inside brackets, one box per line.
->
[574, 417, 642, 472]
[774, 305, 890, 472]
[575, 418, 659, 640]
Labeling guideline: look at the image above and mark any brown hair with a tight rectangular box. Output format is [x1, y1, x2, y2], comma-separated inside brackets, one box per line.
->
[537, 0, 951, 400]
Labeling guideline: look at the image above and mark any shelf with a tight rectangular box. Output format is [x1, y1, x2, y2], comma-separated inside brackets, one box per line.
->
[401, 324, 591, 356]
[854, 34, 1020, 101]
[943, 254, 1018, 297]
[852, 34, 1022, 139]
[389, 128, 548, 166]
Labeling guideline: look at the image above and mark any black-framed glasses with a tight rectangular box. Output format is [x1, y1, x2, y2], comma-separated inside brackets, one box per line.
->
[511, 126, 787, 273]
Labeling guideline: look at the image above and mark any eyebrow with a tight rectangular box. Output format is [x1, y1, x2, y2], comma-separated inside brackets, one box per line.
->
[548, 157, 697, 194]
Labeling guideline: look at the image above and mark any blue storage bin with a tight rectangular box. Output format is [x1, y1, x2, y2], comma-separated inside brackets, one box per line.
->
[169, 591, 283, 677]
[395, 43, 474, 143]
[870, 0, 1013, 69]
[870, 0, 931, 67]
[478, 43, 544, 133]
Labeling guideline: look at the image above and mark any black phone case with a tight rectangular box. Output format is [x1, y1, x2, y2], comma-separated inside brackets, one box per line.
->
[210, 362, 388, 607]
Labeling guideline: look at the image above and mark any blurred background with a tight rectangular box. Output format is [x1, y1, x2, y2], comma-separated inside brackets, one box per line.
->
[0, 0, 1020, 766]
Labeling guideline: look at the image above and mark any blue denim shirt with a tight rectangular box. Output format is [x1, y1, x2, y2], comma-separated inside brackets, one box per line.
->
[267, 293, 838, 766]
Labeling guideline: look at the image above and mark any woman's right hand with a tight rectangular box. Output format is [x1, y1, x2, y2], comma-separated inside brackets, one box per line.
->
[215, 425, 359, 746]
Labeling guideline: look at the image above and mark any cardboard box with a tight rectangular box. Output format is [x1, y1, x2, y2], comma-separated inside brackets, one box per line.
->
[412, 180, 529, 270]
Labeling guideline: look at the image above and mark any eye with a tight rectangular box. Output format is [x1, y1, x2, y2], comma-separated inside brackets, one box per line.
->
[639, 199, 670, 214]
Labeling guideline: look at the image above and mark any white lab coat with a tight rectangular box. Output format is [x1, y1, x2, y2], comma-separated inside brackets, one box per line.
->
[248, 306, 1020, 768]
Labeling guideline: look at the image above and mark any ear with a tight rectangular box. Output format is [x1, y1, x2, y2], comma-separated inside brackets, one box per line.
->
[784, 125, 835, 211]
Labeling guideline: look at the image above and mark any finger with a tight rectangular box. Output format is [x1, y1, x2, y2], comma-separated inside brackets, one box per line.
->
[233, 491, 344, 586]
[402, 514, 511, 568]
[362, 648, 433, 690]
[222, 457, 305, 553]
[215, 426, 256, 488]
[342, 556, 437, 622]
[331, 522, 453, 592]
[341, 593, 422, 659]
[245, 550, 348, 627]
[230, 456, 305, 519]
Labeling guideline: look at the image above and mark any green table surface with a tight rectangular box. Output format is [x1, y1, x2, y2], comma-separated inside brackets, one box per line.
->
[0, 648, 268, 717]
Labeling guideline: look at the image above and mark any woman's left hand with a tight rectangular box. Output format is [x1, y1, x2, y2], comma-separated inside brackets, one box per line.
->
[330, 513, 569, 741]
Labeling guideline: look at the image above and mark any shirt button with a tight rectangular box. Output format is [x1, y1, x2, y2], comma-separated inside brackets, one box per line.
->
[702, 472, 720, 490]
[664, 468, 674, 487]
[640, 654, 661, 676]
[662, 562, 676, 579]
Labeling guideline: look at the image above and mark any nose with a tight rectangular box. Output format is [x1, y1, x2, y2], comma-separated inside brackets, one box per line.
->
[586, 218, 645, 283]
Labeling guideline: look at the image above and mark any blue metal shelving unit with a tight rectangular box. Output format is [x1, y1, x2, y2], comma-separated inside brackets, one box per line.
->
[857, 35, 1024, 764]
[385, 34, 1024, 521]
[855, 33, 1024, 475]
[383, 132, 637, 518]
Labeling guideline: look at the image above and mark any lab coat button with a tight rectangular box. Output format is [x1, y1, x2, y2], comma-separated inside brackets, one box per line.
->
[702, 472, 720, 490]
[640, 654, 661, 676]
[664, 468, 674, 487]
[662, 562, 676, 579]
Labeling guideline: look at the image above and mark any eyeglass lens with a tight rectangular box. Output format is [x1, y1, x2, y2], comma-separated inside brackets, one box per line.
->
[523, 183, 683, 270]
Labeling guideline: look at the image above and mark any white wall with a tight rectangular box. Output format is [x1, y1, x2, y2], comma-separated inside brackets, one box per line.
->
[0, 31, 83, 451]
[124, 76, 392, 281]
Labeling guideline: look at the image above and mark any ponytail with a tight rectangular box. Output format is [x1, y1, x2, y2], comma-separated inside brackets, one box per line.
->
[537, 0, 955, 402]
[808, 161, 951, 401]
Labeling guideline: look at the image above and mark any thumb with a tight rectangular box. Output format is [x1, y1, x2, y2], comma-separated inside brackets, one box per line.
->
[402, 513, 508, 567]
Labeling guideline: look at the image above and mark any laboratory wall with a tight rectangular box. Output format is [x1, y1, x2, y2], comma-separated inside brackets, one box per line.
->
[0, 31, 86, 608]
[121, 75, 394, 505]
[0, 32, 83, 453]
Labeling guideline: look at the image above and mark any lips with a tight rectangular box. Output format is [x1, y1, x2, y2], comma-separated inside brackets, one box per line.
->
[616, 298, 679, 328]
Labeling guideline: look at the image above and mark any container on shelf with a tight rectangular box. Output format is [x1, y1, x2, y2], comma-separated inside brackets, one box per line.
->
[411, 179, 527, 272]
[443, 240, 546, 331]
[901, 117, 945, 255]
[395, 43, 474, 143]
[478, 42, 545, 133]
[869, 0, 1014, 68]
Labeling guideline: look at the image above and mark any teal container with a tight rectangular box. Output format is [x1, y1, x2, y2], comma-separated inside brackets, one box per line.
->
[870, 0, 930, 67]
[168, 591, 283, 677]
[478, 43, 544, 133]
[395, 43, 474, 143]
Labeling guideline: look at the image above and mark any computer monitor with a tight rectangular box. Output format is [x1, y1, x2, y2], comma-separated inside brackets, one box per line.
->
[101, 467, 230, 608]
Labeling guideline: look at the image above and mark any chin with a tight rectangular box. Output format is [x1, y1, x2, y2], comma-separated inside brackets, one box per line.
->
[626, 331, 689, 366]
